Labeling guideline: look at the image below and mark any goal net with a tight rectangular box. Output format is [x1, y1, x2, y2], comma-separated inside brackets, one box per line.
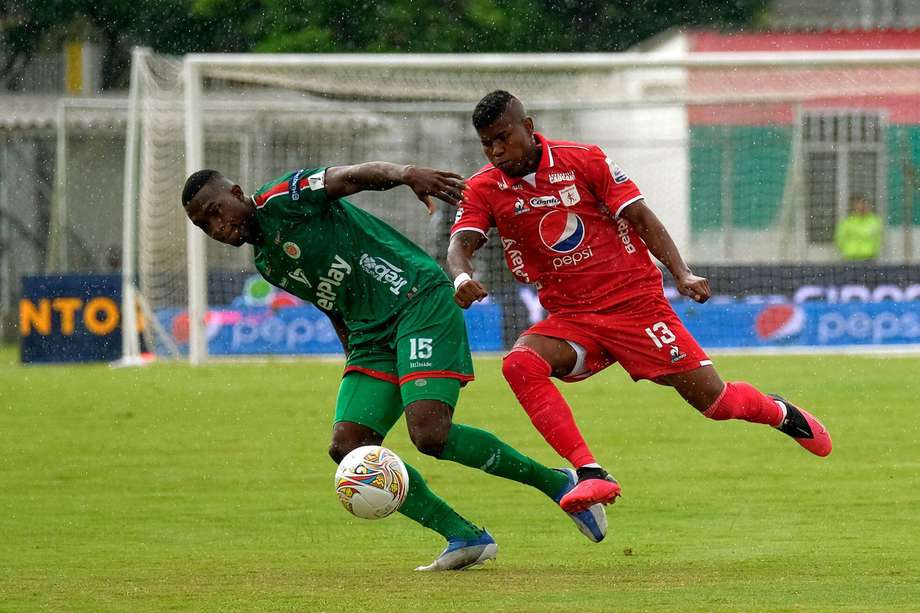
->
[123, 50, 920, 363]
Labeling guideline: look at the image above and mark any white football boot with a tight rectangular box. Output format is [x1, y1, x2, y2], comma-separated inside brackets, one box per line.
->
[414, 529, 498, 571]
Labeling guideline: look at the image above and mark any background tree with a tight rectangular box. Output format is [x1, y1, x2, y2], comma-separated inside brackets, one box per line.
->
[1, 0, 769, 90]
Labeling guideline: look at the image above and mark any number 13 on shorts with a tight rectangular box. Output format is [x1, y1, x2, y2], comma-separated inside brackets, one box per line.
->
[409, 337, 433, 359]
[645, 321, 676, 348]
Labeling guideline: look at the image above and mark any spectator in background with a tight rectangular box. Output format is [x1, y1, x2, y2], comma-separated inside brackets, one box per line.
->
[104, 245, 122, 272]
[835, 195, 882, 261]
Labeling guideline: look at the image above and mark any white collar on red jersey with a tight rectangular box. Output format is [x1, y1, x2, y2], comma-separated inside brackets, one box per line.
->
[535, 132, 555, 169]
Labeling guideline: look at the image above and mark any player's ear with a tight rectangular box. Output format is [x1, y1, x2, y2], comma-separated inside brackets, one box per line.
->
[523, 116, 535, 135]
[230, 184, 245, 200]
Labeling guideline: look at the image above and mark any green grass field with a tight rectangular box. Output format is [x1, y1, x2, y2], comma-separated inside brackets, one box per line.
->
[2, 346, 919, 612]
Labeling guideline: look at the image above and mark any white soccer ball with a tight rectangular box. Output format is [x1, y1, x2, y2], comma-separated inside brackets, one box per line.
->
[334, 445, 410, 519]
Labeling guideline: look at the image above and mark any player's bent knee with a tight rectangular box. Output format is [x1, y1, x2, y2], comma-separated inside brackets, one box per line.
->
[328, 422, 384, 464]
[409, 429, 447, 457]
[328, 437, 368, 464]
[502, 346, 549, 385]
[404, 399, 452, 457]
[328, 440, 352, 464]
[501, 350, 524, 382]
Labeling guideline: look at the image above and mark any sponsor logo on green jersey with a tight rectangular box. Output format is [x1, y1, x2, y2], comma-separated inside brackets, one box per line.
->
[359, 253, 408, 296]
[316, 255, 352, 311]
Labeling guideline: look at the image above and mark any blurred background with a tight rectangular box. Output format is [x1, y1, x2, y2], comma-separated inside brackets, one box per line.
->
[3, 0, 919, 359]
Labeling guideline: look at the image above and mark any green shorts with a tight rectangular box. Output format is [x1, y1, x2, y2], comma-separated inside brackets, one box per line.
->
[335, 284, 475, 436]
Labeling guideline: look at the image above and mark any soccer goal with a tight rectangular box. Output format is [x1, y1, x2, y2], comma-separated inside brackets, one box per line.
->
[121, 49, 920, 364]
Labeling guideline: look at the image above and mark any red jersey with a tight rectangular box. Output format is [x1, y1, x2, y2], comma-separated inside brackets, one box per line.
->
[451, 133, 663, 313]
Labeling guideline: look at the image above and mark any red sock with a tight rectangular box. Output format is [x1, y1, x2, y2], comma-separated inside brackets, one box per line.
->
[703, 381, 784, 427]
[502, 346, 596, 467]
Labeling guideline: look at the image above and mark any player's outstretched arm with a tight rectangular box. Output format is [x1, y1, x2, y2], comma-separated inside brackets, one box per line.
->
[620, 200, 711, 303]
[324, 163, 466, 214]
[447, 231, 489, 308]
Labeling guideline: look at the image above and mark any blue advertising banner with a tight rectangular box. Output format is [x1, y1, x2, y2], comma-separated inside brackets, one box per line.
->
[674, 301, 920, 348]
[20, 275, 123, 363]
[156, 301, 504, 356]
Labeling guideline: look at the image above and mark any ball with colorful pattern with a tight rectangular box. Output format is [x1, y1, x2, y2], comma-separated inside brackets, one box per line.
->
[334, 445, 409, 519]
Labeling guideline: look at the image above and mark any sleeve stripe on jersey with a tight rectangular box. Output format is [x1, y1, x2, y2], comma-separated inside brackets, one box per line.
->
[449, 226, 489, 240]
[254, 177, 311, 209]
[253, 179, 289, 208]
[614, 195, 644, 218]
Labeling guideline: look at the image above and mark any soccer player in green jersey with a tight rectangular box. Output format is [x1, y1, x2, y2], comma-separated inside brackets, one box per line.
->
[181, 162, 608, 570]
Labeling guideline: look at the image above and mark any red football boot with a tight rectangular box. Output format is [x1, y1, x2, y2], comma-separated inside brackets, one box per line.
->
[770, 394, 833, 457]
[559, 467, 622, 513]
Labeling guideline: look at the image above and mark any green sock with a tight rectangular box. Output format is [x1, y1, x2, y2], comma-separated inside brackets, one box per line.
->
[439, 423, 569, 500]
[398, 462, 481, 541]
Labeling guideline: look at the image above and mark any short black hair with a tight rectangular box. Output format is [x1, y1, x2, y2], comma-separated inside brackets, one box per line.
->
[182, 169, 222, 208]
[472, 90, 515, 129]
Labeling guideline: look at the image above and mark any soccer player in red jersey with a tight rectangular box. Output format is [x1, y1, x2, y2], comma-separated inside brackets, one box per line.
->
[448, 90, 832, 513]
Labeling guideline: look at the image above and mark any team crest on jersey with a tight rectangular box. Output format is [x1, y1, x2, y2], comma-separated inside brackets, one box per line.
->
[538, 210, 585, 253]
[549, 170, 576, 184]
[513, 198, 528, 215]
[283, 241, 301, 259]
[559, 184, 580, 207]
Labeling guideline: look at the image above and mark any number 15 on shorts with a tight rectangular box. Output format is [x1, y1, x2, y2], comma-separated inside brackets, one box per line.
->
[409, 338, 433, 360]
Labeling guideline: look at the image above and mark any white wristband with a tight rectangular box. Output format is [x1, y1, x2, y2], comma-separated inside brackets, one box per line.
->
[453, 272, 472, 291]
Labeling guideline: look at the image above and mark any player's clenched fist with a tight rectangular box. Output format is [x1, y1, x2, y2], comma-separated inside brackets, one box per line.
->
[676, 272, 711, 303]
[454, 276, 489, 308]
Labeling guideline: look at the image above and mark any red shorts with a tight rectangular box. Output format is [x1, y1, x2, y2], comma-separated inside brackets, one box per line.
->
[523, 292, 711, 382]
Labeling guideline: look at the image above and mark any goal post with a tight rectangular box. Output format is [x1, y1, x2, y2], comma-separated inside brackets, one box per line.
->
[122, 49, 920, 364]
[183, 58, 208, 365]
[118, 47, 143, 365]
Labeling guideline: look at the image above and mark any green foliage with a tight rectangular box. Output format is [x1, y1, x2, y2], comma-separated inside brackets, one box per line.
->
[1, 0, 769, 89]
[1, 348, 919, 610]
[190, 0, 769, 54]
[1, 0, 247, 88]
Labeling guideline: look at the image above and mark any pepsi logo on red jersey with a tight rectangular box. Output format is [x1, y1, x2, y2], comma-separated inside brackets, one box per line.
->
[539, 210, 585, 254]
